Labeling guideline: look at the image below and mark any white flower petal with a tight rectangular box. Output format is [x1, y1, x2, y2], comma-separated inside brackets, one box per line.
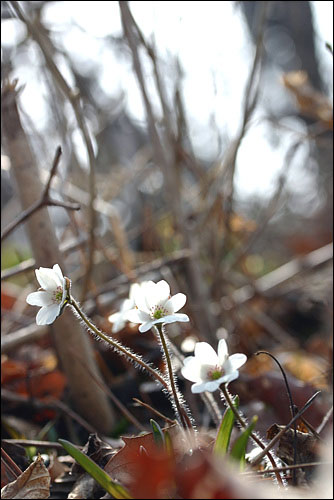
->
[36, 304, 61, 325]
[203, 380, 222, 392]
[165, 293, 186, 313]
[191, 382, 209, 393]
[221, 370, 240, 384]
[129, 283, 141, 301]
[158, 313, 189, 325]
[35, 268, 59, 291]
[134, 282, 154, 312]
[194, 342, 219, 365]
[112, 319, 126, 333]
[120, 297, 135, 312]
[108, 311, 121, 322]
[155, 280, 170, 302]
[181, 357, 202, 382]
[225, 353, 247, 372]
[126, 309, 149, 323]
[26, 291, 53, 307]
[139, 321, 155, 333]
[218, 339, 228, 364]
[52, 264, 64, 285]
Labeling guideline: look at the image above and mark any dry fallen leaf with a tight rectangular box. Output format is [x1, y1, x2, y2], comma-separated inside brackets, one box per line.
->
[1, 454, 50, 499]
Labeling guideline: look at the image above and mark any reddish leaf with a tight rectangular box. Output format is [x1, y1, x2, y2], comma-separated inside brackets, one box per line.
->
[105, 427, 178, 499]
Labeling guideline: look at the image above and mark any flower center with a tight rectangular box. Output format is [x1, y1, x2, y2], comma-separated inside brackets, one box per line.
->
[52, 286, 63, 304]
[151, 304, 170, 320]
[207, 366, 224, 381]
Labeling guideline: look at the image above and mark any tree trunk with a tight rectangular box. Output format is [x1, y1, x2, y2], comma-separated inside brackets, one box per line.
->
[2, 81, 115, 434]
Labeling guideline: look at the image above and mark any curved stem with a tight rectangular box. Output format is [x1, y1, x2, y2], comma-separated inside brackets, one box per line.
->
[155, 324, 192, 429]
[69, 297, 167, 389]
[220, 384, 284, 486]
[256, 351, 298, 485]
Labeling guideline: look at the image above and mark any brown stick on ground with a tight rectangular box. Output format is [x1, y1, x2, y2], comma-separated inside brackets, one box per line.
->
[1, 81, 115, 434]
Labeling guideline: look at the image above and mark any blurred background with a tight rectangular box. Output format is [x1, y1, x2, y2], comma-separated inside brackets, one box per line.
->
[1, 0, 333, 441]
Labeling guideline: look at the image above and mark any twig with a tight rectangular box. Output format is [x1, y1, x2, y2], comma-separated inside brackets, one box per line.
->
[9, 1, 96, 301]
[251, 391, 322, 466]
[1, 448, 22, 477]
[242, 461, 331, 475]
[119, 1, 217, 342]
[2, 439, 76, 451]
[243, 306, 297, 349]
[229, 242, 333, 305]
[222, 0, 268, 230]
[1, 146, 80, 241]
[2, 388, 97, 434]
[132, 398, 176, 425]
[317, 405, 333, 434]
[1, 236, 88, 281]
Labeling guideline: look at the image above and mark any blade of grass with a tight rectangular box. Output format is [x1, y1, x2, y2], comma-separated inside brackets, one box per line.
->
[164, 430, 174, 458]
[150, 419, 165, 448]
[230, 416, 258, 470]
[58, 439, 132, 499]
[214, 395, 239, 455]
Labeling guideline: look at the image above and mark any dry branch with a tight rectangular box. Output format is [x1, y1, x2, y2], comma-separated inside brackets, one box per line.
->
[1, 146, 80, 242]
[10, 0, 97, 301]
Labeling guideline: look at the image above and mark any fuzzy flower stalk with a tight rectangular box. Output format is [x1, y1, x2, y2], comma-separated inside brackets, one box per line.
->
[126, 280, 193, 429]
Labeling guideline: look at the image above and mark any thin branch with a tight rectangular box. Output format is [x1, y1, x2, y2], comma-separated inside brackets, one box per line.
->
[1, 448, 22, 477]
[1, 235, 87, 281]
[317, 405, 333, 434]
[2, 439, 77, 451]
[2, 388, 97, 434]
[132, 398, 176, 425]
[242, 461, 331, 475]
[9, 1, 96, 301]
[229, 242, 333, 306]
[1, 146, 80, 241]
[251, 391, 322, 466]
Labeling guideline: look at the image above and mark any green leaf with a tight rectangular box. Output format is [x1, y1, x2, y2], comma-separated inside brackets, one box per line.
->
[230, 416, 258, 470]
[150, 419, 165, 448]
[164, 430, 174, 457]
[214, 395, 239, 456]
[58, 439, 132, 499]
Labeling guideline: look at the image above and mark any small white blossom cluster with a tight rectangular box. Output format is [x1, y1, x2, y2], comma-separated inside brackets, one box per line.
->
[26, 265, 247, 393]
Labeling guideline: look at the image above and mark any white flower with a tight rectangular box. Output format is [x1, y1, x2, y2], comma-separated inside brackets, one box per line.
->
[26, 264, 67, 325]
[181, 339, 247, 393]
[108, 282, 145, 333]
[126, 280, 189, 333]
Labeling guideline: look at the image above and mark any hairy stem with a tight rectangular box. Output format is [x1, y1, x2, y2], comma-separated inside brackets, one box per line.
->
[69, 297, 167, 389]
[155, 324, 192, 429]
